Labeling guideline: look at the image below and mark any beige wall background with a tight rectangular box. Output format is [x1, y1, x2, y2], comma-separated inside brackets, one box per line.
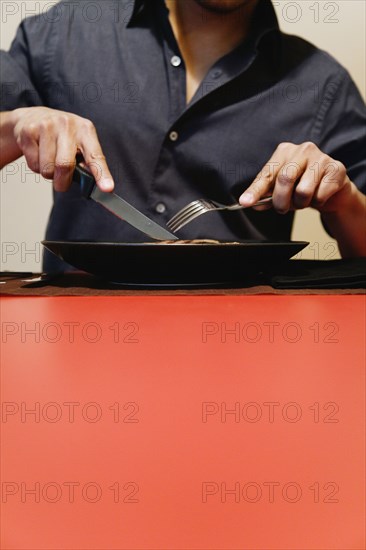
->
[1, 0, 365, 271]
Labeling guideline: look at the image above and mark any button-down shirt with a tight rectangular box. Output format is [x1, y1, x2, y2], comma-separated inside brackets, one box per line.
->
[1, 0, 365, 271]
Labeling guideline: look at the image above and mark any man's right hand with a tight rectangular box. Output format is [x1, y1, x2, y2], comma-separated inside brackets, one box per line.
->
[1, 107, 114, 192]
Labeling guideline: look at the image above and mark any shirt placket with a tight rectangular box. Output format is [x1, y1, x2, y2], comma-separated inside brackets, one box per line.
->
[147, 7, 188, 217]
[162, 35, 187, 126]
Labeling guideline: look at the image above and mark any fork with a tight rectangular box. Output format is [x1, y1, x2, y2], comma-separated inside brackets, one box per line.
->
[167, 196, 273, 233]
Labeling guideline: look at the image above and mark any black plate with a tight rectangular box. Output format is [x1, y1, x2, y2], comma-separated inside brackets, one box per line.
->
[42, 240, 309, 286]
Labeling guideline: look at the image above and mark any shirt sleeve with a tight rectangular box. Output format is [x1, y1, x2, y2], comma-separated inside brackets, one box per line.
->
[315, 65, 366, 194]
[0, 5, 59, 111]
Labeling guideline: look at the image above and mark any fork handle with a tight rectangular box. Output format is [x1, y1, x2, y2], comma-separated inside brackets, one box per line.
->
[227, 196, 273, 210]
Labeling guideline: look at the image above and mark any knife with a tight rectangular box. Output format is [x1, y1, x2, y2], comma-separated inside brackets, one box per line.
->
[73, 164, 178, 241]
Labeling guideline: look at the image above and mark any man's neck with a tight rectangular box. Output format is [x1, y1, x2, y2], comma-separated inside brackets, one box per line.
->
[165, 0, 258, 102]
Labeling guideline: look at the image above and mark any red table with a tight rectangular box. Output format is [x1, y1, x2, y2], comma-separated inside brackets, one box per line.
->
[1, 295, 365, 549]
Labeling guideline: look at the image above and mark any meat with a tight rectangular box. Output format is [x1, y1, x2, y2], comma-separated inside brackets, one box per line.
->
[158, 239, 222, 244]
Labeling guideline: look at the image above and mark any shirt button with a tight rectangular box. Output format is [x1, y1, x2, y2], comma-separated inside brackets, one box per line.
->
[169, 131, 179, 142]
[211, 69, 222, 79]
[171, 55, 182, 67]
[155, 202, 166, 214]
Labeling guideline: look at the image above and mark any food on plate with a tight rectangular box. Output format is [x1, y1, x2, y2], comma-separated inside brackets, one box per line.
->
[157, 239, 240, 244]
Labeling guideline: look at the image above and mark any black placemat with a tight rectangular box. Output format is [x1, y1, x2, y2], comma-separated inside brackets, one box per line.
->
[1, 259, 365, 295]
[269, 259, 366, 289]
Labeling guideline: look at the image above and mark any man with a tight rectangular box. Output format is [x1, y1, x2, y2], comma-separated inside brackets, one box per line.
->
[1, 0, 365, 271]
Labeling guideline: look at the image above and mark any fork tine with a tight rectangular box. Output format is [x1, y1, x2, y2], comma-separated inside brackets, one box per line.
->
[167, 206, 207, 232]
[167, 200, 203, 226]
[166, 201, 207, 230]
[168, 206, 211, 231]
[167, 204, 206, 229]
[168, 206, 209, 232]
[166, 199, 219, 232]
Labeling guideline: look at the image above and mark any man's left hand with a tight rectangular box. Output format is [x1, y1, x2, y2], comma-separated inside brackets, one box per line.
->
[239, 141, 354, 214]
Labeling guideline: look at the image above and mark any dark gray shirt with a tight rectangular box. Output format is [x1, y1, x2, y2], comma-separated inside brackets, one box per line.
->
[1, 0, 365, 271]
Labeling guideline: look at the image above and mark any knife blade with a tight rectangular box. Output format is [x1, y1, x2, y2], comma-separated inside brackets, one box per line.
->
[74, 165, 178, 241]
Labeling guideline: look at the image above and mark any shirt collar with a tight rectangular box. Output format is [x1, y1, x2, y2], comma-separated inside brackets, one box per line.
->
[126, 0, 280, 43]
[125, 0, 147, 27]
[249, 0, 280, 51]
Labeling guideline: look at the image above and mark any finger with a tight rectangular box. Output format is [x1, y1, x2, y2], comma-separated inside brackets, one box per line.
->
[291, 157, 336, 210]
[17, 128, 40, 173]
[38, 126, 57, 180]
[23, 140, 41, 173]
[239, 143, 297, 206]
[311, 161, 347, 210]
[53, 135, 77, 192]
[272, 158, 307, 214]
[239, 160, 281, 206]
[251, 201, 273, 212]
[291, 172, 318, 209]
[79, 122, 114, 191]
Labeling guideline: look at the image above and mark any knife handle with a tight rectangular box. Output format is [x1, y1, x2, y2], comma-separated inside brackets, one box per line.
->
[73, 164, 96, 199]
